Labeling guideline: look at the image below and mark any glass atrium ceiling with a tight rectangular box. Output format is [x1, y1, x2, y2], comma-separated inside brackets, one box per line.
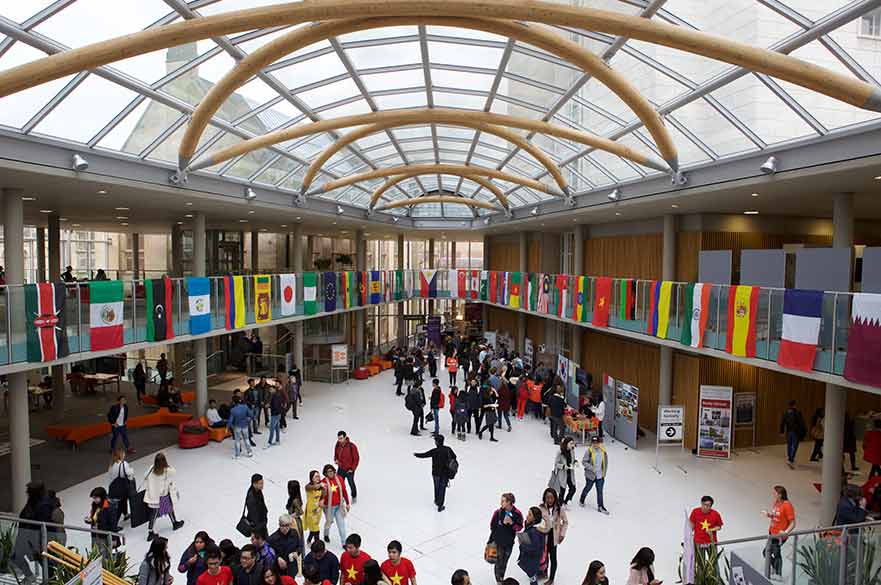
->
[1, 0, 881, 220]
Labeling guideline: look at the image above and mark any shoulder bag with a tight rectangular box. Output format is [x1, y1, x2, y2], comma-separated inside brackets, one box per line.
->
[236, 498, 253, 537]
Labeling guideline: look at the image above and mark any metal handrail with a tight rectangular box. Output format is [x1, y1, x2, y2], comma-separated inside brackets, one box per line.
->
[712, 518, 881, 547]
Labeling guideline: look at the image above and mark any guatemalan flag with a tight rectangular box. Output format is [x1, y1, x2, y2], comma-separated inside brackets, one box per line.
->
[777, 289, 823, 372]
[187, 277, 212, 335]
[844, 293, 881, 387]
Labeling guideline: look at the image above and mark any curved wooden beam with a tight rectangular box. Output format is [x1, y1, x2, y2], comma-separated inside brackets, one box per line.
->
[189, 107, 669, 177]
[304, 120, 568, 194]
[177, 16, 675, 171]
[1, 0, 878, 153]
[373, 171, 509, 211]
[307, 163, 558, 201]
[375, 195, 499, 212]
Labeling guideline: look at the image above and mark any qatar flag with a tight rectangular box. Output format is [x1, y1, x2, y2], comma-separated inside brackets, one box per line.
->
[280, 274, 297, 316]
[844, 293, 881, 388]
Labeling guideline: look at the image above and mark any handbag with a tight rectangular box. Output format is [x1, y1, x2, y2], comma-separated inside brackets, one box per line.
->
[130, 490, 149, 528]
[426, 411, 435, 422]
[484, 541, 498, 564]
[236, 500, 253, 538]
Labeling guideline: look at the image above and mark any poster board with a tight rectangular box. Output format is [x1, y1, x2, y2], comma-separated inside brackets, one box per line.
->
[697, 385, 733, 459]
[523, 337, 534, 369]
[734, 392, 757, 449]
[331, 344, 348, 367]
[556, 354, 569, 383]
[567, 361, 580, 409]
[658, 406, 685, 447]
[614, 380, 640, 449]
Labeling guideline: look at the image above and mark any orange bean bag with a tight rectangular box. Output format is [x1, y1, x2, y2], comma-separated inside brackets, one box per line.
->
[200, 416, 230, 442]
[366, 365, 381, 376]
[379, 360, 393, 370]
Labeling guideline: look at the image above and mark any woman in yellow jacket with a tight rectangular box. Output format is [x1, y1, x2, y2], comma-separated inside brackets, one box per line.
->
[303, 470, 325, 545]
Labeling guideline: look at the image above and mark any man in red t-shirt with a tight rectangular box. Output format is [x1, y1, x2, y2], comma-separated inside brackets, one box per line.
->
[340, 533, 371, 585]
[380, 540, 417, 585]
[196, 548, 233, 585]
[689, 495, 723, 546]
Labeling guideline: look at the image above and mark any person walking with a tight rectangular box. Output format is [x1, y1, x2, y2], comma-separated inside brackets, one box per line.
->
[478, 385, 499, 442]
[405, 384, 426, 436]
[453, 388, 469, 441]
[133, 362, 147, 405]
[394, 355, 407, 396]
[304, 471, 325, 546]
[626, 548, 661, 585]
[547, 385, 567, 445]
[579, 436, 609, 514]
[466, 381, 482, 434]
[488, 493, 524, 585]
[320, 465, 350, 546]
[228, 396, 254, 459]
[779, 400, 806, 468]
[537, 488, 567, 585]
[108, 447, 135, 522]
[265, 386, 284, 447]
[11, 481, 53, 582]
[334, 431, 360, 503]
[809, 408, 824, 462]
[517, 507, 545, 585]
[178, 532, 214, 585]
[197, 547, 234, 585]
[245, 474, 269, 533]
[591, 393, 606, 441]
[340, 534, 372, 585]
[447, 354, 458, 387]
[138, 537, 173, 585]
[145, 453, 183, 541]
[516, 376, 529, 420]
[429, 380, 443, 437]
[548, 437, 577, 506]
[107, 396, 135, 454]
[84, 487, 116, 552]
[414, 434, 457, 512]
[448, 386, 459, 435]
[427, 346, 438, 379]
[762, 485, 795, 579]
[156, 353, 169, 384]
[497, 377, 513, 433]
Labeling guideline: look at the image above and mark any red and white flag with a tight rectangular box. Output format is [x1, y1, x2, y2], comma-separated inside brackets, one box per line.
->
[844, 293, 881, 387]
[778, 289, 823, 372]
[469, 270, 480, 299]
[457, 269, 467, 299]
[89, 281, 124, 351]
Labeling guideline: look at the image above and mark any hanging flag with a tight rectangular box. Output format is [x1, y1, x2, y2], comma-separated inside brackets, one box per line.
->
[447, 269, 459, 299]
[528, 273, 539, 311]
[655, 281, 674, 339]
[303, 272, 318, 315]
[25, 282, 68, 362]
[324, 272, 337, 312]
[538, 274, 551, 314]
[359, 271, 368, 306]
[575, 276, 587, 322]
[593, 277, 612, 327]
[647, 281, 660, 335]
[420, 270, 438, 298]
[500, 272, 509, 305]
[145, 277, 174, 342]
[457, 269, 467, 299]
[187, 277, 212, 335]
[254, 275, 272, 323]
[384, 271, 393, 303]
[480, 270, 489, 301]
[681, 282, 712, 348]
[370, 270, 382, 304]
[224, 276, 246, 330]
[554, 274, 569, 318]
[89, 280, 124, 351]
[509, 272, 522, 309]
[844, 293, 881, 387]
[778, 289, 823, 372]
[470, 270, 480, 300]
[618, 279, 636, 321]
[341, 272, 352, 309]
[280, 274, 297, 316]
[395, 270, 404, 301]
[726, 285, 760, 357]
[489, 272, 498, 303]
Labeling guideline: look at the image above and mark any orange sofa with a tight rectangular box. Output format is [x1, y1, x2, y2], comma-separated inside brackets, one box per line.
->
[46, 408, 192, 449]
[199, 416, 230, 442]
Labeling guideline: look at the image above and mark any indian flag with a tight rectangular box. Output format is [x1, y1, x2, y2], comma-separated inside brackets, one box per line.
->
[89, 281, 124, 351]
[681, 283, 712, 348]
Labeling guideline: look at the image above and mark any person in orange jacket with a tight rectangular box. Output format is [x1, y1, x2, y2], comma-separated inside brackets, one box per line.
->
[446, 355, 459, 387]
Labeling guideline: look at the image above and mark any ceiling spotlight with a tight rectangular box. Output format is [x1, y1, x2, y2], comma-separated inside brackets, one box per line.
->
[280, 224, 288, 228]
[248, 210, 255, 214]
[185, 202, 193, 206]
[751, 193, 759, 197]
[392, 216, 399, 223]
[483, 216, 491, 226]
[185, 214, 193, 218]
[71, 154, 89, 172]
[336, 205, 344, 215]
[115, 216, 128, 220]
[72, 223, 81, 227]
[607, 188, 620, 201]
[245, 187, 257, 200]
[239, 219, 248, 223]
[296, 216, 302, 221]
[615, 212, 622, 216]
[39, 209, 53, 213]
[259, 228, 268, 232]
[97, 190, 107, 195]
[530, 207, 539, 216]
[671, 204, 679, 209]
[760, 156, 777, 174]
[21, 196, 37, 201]
[743, 210, 760, 215]
[120, 222, 129, 226]
[59, 218, 68, 222]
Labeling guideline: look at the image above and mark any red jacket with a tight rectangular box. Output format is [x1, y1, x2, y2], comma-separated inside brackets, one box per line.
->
[864, 429, 881, 465]
[334, 439, 360, 471]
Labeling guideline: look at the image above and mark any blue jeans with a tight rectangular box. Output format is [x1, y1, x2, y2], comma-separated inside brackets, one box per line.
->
[786, 431, 800, 463]
[110, 425, 129, 450]
[497, 409, 511, 430]
[324, 505, 347, 545]
[432, 408, 440, 435]
[433, 474, 447, 507]
[233, 427, 252, 456]
[268, 414, 281, 445]
[580, 477, 605, 509]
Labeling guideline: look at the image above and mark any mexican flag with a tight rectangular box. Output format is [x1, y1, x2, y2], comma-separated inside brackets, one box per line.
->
[89, 281, 124, 351]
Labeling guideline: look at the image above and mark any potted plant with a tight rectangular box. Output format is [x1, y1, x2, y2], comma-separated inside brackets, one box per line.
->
[797, 530, 881, 585]
[313, 257, 332, 271]
[335, 253, 353, 267]
[0, 524, 19, 585]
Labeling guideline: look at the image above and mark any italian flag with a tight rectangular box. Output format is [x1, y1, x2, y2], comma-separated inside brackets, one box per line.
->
[303, 272, 318, 315]
[89, 281, 124, 351]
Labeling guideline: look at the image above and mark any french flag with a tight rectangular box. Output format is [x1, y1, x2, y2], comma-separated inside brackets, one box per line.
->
[777, 289, 823, 372]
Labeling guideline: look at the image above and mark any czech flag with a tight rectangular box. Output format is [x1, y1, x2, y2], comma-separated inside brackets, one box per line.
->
[726, 285, 760, 357]
[778, 289, 823, 372]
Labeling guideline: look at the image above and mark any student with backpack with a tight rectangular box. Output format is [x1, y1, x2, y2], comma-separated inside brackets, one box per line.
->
[405, 385, 426, 436]
[453, 389, 469, 441]
[413, 434, 457, 512]
[429, 379, 444, 437]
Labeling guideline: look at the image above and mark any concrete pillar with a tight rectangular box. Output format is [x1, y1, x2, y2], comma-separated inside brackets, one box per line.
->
[821, 193, 855, 524]
[36, 228, 46, 282]
[658, 215, 677, 406]
[132, 233, 141, 280]
[518, 232, 528, 352]
[397, 234, 406, 346]
[291, 224, 304, 371]
[47, 214, 65, 420]
[171, 224, 183, 277]
[251, 231, 259, 273]
[482, 234, 490, 328]
[306, 235, 314, 271]
[3, 188, 30, 512]
[193, 213, 208, 416]
[355, 229, 366, 359]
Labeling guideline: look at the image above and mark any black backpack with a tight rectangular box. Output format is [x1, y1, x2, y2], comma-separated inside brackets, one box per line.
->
[446, 449, 459, 480]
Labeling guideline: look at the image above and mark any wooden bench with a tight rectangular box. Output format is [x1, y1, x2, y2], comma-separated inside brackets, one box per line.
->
[46, 408, 192, 448]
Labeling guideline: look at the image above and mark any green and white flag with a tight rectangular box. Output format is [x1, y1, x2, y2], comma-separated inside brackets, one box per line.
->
[480, 270, 488, 300]
[303, 272, 318, 315]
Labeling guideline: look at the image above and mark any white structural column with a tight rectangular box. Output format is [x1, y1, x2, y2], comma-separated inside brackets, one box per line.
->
[48, 213, 65, 421]
[193, 212, 208, 417]
[659, 215, 676, 406]
[397, 234, 406, 346]
[518, 232, 528, 352]
[3, 188, 30, 511]
[571, 226, 585, 365]
[821, 192, 854, 525]
[132, 233, 141, 280]
[355, 229, 366, 361]
[291, 224, 304, 371]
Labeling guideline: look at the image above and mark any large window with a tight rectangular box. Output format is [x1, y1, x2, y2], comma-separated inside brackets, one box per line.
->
[861, 9, 881, 38]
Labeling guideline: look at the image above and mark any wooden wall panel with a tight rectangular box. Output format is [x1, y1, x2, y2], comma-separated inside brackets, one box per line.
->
[488, 239, 519, 272]
[677, 231, 701, 282]
[526, 315, 545, 348]
[581, 330, 660, 431]
[528, 239, 542, 273]
[673, 351, 701, 450]
[486, 306, 518, 339]
[583, 234, 663, 280]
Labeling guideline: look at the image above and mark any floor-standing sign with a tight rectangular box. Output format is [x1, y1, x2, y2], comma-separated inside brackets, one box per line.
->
[567, 361, 580, 409]
[614, 380, 640, 449]
[556, 354, 569, 383]
[602, 374, 616, 441]
[734, 392, 757, 449]
[654, 405, 685, 474]
[331, 343, 350, 384]
[697, 385, 734, 459]
[523, 337, 534, 369]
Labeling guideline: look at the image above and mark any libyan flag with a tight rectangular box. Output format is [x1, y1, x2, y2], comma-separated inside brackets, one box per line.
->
[25, 282, 68, 362]
[89, 280, 124, 351]
[146, 277, 174, 342]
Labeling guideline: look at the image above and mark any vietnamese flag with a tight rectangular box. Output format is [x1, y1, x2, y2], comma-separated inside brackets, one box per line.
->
[593, 277, 612, 327]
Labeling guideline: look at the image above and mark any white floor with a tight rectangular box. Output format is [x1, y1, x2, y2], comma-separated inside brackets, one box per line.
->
[59, 368, 830, 585]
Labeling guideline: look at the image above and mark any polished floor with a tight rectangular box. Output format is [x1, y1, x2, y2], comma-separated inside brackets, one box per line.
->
[58, 368, 828, 584]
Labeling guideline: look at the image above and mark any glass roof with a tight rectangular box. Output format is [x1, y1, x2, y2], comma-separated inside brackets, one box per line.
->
[1, 0, 881, 220]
